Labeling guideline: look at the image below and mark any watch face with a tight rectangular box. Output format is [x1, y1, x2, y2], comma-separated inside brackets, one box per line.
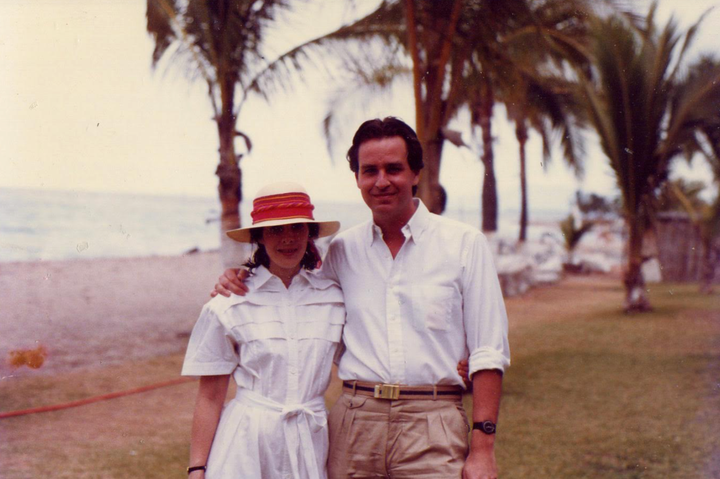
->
[474, 421, 496, 434]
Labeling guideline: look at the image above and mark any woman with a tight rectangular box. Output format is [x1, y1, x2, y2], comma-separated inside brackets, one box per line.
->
[182, 181, 343, 479]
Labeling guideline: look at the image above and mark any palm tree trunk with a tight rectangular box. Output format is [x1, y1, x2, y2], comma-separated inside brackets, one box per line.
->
[409, 0, 463, 214]
[405, 0, 423, 143]
[516, 122, 529, 242]
[424, 135, 446, 214]
[624, 219, 652, 312]
[478, 84, 498, 233]
[215, 78, 245, 266]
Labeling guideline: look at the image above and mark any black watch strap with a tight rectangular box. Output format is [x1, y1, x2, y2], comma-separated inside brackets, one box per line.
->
[473, 420, 497, 434]
[187, 465, 206, 474]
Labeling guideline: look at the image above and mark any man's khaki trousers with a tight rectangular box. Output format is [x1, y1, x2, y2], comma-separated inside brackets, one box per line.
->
[327, 392, 469, 478]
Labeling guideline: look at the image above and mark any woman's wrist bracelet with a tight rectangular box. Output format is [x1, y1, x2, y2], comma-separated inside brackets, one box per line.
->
[187, 465, 206, 474]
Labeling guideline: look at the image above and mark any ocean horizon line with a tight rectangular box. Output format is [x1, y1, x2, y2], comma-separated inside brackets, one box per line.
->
[0, 185, 569, 219]
[1, 187, 569, 264]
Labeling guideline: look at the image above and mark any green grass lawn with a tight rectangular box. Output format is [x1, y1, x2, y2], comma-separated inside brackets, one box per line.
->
[491, 281, 720, 478]
[1, 277, 718, 478]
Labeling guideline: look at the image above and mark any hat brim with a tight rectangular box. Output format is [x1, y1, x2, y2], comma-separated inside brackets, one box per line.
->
[225, 218, 341, 243]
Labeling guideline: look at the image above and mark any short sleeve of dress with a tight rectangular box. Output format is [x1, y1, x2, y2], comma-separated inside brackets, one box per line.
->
[181, 301, 239, 376]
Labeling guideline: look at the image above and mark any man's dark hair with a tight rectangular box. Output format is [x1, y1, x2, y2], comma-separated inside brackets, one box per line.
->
[243, 223, 321, 273]
[346, 117, 424, 194]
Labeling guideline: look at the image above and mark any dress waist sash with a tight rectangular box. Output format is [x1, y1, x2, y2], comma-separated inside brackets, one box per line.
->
[234, 388, 327, 479]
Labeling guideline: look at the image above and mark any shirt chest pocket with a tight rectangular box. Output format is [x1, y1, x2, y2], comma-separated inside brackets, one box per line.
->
[296, 319, 343, 343]
[232, 321, 287, 366]
[235, 321, 285, 342]
[409, 285, 459, 332]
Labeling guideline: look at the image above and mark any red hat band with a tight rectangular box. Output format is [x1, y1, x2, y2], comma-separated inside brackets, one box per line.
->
[251, 192, 316, 224]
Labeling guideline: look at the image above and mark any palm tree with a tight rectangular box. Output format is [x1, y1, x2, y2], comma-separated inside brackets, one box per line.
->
[252, 0, 581, 214]
[247, 0, 616, 222]
[559, 214, 594, 266]
[145, 0, 291, 261]
[502, 74, 586, 242]
[577, 4, 720, 311]
[407, 0, 592, 217]
[468, 71, 498, 232]
[464, 0, 616, 234]
[493, 0, 592, 243]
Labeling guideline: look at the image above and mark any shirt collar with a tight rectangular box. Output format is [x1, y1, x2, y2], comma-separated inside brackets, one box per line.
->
[367, 198, 430, 245]
[248, 264, 319, 291]
[246, 265, 276, 290]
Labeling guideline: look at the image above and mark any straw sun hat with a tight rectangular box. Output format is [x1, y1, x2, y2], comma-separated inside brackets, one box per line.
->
[225, 182, 341, 243]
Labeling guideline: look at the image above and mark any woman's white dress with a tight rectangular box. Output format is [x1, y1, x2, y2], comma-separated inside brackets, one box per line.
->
[182, 266, 345, 479]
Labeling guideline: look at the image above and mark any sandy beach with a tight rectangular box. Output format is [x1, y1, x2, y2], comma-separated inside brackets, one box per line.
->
[0, 252, 221, 378]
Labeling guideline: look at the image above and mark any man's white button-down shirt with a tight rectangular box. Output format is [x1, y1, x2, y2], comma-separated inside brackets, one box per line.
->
[323, 199, 510, 386]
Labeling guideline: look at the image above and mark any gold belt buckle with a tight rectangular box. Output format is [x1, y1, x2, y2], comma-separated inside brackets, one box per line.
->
[374, 384, 400, 400]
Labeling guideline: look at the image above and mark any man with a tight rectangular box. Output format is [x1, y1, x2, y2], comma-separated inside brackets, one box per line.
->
[215, 117, 510, 478]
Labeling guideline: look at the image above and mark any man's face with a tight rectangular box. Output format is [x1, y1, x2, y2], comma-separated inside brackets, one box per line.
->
[356, 136, 419, 224]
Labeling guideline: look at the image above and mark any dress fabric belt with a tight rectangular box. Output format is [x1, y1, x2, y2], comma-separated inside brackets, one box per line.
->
[234, 388, 327, 479]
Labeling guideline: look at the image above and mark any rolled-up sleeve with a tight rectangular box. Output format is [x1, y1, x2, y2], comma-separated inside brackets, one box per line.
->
[181, 302, 238, 376]
[462, 233, 511, 376]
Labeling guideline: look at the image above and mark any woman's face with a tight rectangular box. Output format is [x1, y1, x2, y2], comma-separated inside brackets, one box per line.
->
[260, 223, 310, 279]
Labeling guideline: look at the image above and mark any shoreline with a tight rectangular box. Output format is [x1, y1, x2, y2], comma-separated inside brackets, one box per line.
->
[0, 251, 222, 378]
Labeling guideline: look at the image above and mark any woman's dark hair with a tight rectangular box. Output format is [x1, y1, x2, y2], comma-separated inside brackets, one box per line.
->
[243, 223, 321, 273]
[346, 117, 424, 195]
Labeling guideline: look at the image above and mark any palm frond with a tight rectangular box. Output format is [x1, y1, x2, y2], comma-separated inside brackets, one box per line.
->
[146, 0, 179, 67]
[667, 5, 714, 83]
[241, 1, 406, 108]
[321, 62, 412, 160]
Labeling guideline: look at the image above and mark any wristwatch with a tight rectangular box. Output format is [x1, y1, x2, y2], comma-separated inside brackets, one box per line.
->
[473, 420, 497, 434]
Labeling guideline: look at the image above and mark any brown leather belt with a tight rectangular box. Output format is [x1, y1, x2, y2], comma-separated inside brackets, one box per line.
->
[342, 380, 464, 401]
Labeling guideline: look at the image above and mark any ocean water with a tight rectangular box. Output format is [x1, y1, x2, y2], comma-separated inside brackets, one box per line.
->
[0, 187, 565, 263]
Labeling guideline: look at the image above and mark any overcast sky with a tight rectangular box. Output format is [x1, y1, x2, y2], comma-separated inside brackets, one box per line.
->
[1, 0, 717, 214]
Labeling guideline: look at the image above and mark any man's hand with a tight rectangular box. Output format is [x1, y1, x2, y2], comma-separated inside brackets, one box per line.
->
[462, 447, 498, 479]
[210, 269, 249, 297]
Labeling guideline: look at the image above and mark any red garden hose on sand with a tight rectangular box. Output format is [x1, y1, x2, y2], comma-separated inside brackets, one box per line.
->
[0, 377, 196, 419]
